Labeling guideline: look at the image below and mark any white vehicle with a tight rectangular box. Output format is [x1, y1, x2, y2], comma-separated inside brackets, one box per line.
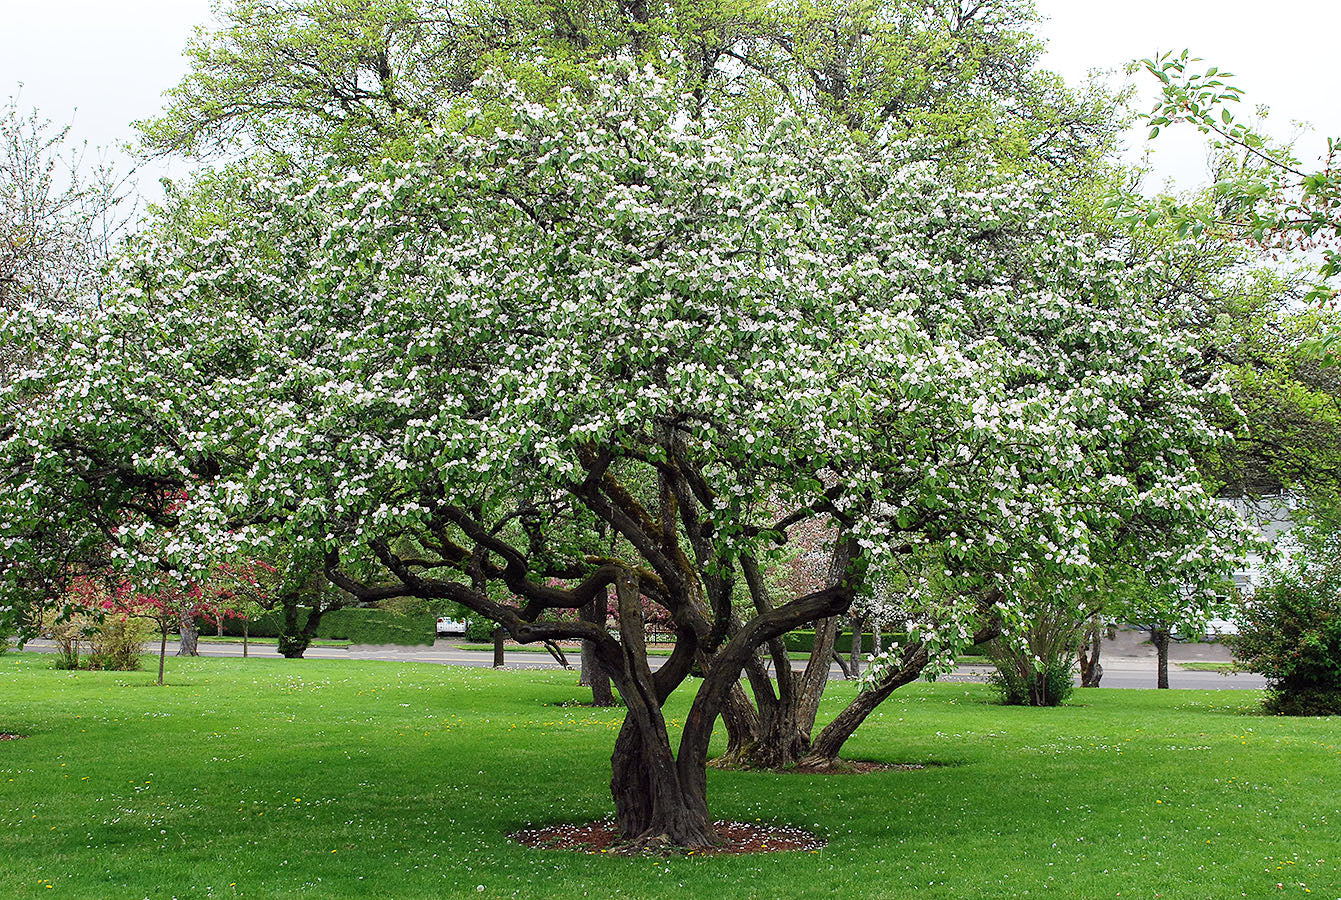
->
[435, 617, 468, 636]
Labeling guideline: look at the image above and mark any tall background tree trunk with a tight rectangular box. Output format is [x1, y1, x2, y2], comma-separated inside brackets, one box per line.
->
[176, 612, 199, 656]
[157, 621, 168, 685]
[579, 596, 614, 705]
[1078, 614, 1104, 687]
[849, 617, 864, 677]
[1151, 627, 1171, 689]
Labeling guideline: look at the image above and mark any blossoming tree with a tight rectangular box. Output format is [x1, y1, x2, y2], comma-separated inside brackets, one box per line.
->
[0, 69, 1246, 848]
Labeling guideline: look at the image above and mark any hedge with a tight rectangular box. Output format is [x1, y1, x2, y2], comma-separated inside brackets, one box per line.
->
[219, 608, 436, 646]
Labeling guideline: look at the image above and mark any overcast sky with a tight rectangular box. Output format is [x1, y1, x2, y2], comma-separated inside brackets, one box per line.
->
[3, 0, 1338, 202]
[1036, 2, 1341, 191]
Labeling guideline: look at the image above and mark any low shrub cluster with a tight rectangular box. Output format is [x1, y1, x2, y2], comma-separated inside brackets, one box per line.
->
[986, 643, 1075, 707]
[1233, 551, 1341, 716]
[464, 617, 497, 643]
[45, 615, 145, 671]
[87, 617, 146, 671]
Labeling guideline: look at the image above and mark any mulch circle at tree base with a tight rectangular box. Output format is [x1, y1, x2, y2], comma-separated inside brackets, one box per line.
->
[511, 820, 826, 855]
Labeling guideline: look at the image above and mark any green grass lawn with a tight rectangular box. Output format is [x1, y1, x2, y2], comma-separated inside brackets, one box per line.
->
[1176, 661, 1237, 673]
[1, 653, 1337, 900]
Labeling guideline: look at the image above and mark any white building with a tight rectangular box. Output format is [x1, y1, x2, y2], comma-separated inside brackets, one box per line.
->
[1208, 493, 1301, 635]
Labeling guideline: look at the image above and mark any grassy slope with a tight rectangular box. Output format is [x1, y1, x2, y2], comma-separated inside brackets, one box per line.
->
[0, 654, 1337, 900]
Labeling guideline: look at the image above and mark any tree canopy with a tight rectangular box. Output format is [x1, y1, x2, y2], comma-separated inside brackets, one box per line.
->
[1, 66, 1253, 847]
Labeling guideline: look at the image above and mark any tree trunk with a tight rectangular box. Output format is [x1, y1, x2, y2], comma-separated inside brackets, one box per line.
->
[543, 640, 570, 668]
[1027, 670, 1049, 707]
[802, 643, 930, 766]
[720, 550, 854, 771]
[589, 658, 615, 706]
[277, 593, 310, 658]
[746, 698, 813, 769]
[277, 631, 310, 658]
[607, 568, 716, 850]
[579, 596, 615, 706]
[176, 613, 199, 656]
[752, 615, 839, 767]
[1151, 627, 1171, 689]
[718, 680, 763, 762]
[492, 627, 505, 668]
[849, 617, 864, 677]
[802, 609, 1002, 767]
[242, 619, 249, 658]
[157, 621, 168, 685]
[609, 716, 716, 849]
[277, 593, 328, 658]
[1078, 615, 1103, 687]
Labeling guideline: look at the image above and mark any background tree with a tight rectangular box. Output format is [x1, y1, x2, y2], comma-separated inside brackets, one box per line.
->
[0, 96, 130, 644]
[139, 0, 1115, 171]
[1, 96, 127, 356]
[211, 559, 279, 656]
[1140, 51, 1340, 339]
[137, 0, 489, 165]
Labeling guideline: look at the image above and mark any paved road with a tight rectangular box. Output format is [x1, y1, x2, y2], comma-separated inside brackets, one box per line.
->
[14, 639, 1267, 690]
[941, 661, 1266, 691]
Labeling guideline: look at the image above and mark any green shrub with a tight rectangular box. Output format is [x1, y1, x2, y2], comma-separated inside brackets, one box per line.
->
[464, 618, 497, 643]
[88, 617, 146, 671]
[218, 607, 435, 646]
[377, 596, 446, 618]
[1232, 555, 1341, 717]
[985, 637, 1075, 707]
[46, 617, 88, 670]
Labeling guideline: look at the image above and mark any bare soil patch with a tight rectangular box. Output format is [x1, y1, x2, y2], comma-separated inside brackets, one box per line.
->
[511, 819, 826, 855]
